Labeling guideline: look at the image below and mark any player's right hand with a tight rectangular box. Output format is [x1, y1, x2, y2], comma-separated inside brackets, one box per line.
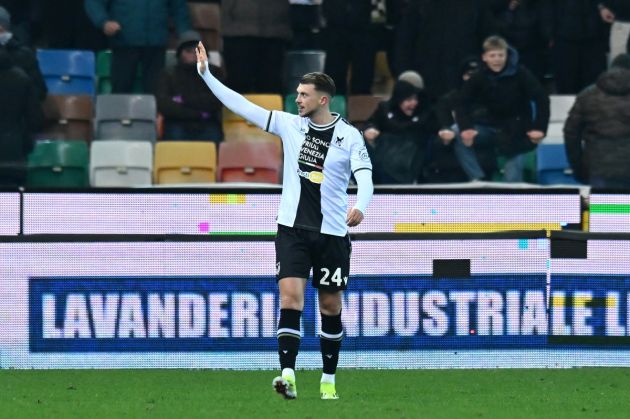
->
[196, 42, 207, 74]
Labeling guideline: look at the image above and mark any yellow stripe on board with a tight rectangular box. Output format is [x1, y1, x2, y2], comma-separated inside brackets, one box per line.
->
[209, 194, 246, 204]
[552, 296, 618, 308]
[393, 223, 562, 233]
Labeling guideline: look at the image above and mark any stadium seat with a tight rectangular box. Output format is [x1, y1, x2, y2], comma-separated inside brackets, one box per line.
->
[347, 95, 381, 130]
[283, 50, 326, 93]
[283, 93, 347, 118]
[94, 94, 157, 141]
[536, 143, 581, 185]
[27, 140, 89, 187]
[188, 2, 222, 51]
[154, 141, 217, 184]
[493, 150, 537, 183]
[96, 50, 143, 94]
[546, 95, 576, 144]
[37, 49, 96, 95]
[223, 94, 283, 145]
[217, 141, 281, 183]
[40, 95, 94, 142]
[90, 140, 153, 187]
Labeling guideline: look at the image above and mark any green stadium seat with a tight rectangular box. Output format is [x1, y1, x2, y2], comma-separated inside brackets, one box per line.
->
[27, 140, 89, 187]
[96, 50, 143, 94]
[493, 150, 537, 183]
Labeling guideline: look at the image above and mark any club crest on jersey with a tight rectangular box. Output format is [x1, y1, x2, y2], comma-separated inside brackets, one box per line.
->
[334, 136, 344, 146]
[297, 168, 324, 184]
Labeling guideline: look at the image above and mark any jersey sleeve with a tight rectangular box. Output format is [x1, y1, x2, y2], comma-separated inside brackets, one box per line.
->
[349, 130, 373, 175]
[265, 110, 303, 140]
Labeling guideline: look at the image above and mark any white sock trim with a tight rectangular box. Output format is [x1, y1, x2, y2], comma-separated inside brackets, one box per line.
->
[282, 368, 295, 381]
[321, 373, 335, 384]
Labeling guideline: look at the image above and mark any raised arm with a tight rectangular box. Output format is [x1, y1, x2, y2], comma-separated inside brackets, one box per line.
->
[196, 42, 270, 129]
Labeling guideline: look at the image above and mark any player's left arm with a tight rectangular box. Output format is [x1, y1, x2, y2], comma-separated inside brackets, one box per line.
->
[347, 133, 374, 227]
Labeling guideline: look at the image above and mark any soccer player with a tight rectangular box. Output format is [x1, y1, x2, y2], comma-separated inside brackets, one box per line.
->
[196, 43, 374, 400]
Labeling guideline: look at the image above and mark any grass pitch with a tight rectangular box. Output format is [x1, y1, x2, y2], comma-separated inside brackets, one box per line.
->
[1, 368, 629, 418]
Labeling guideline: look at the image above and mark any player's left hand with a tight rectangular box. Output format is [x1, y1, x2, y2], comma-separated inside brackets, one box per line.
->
[346, 208, 364, 227]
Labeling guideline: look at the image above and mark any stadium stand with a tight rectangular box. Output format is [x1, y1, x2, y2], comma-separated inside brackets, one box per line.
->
[283, 50, 326, 94]
[36, 49, 95, 95]
[40, 95, 94, 142]
[89, 140, 153, 187]
[27, 139, 89, 187]
[546, 95, 576, 144]
[188, 2, 222, 51]
[217, 141, 282, 183]
[154, 141, 217, 184]
[347, 95, 381, 131]
[536, 143, 581, 185]
[94, 94, 157, 141]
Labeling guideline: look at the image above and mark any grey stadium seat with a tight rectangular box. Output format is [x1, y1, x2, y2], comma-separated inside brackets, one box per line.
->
[94, 94, 157, 141]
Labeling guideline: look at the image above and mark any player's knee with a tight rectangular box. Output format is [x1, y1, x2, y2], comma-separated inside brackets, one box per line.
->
[319, 294, 342, 316]
[280, 293, 304, 310]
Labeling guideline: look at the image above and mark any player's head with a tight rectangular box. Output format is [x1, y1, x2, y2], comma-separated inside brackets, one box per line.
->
[482, 35, 508, 73]
[296, 72, 336, 118]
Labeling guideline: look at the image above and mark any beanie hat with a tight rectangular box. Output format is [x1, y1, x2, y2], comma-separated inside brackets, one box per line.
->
[397, 70, 424, 90]
[176, 30, 202, 57]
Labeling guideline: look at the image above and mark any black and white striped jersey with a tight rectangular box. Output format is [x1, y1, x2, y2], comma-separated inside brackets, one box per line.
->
[266, 111, 372, 236]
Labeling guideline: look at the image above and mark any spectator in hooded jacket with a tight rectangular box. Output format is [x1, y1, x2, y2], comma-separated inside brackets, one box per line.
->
[564, 53, 630, 188]
[156, 31, 225, 142]
[0, 48, 43, 187]
[363, 78, 437, 183]
[454, 35, 549, 182]
[85, 0, 191, 94]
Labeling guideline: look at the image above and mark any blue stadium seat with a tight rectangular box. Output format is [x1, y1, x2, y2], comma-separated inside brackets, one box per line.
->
[37, 49, 96, 95]
[536, 143, 581, 185]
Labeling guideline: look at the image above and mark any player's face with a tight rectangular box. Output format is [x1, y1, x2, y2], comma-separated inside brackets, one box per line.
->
[296, 83, 325, 118]
[482, 49, 507, 73]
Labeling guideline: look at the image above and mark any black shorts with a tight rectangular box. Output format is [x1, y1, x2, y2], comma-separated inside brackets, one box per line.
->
[275, 224, 351, 291]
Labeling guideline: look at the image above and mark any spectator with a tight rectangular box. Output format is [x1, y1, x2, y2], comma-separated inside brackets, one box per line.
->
[289, 0, 323, 50]
[84, 0, 191, 94]
[0, 6, 47, 101]
[394, 0, 495, 100]
[156, 30, 224, 142]
[424, 57, 494, 183]
[43, 0, 107, 50]
[322, 0, 377, 95]
[221, 0, 291, 94]
[454, 35, 549, 182]
[0, 48, 43, 187]
[489, 0, 552, 81]
[564, 53, 630, 188]
[543, 0, 609, 94]
[363, 78, 437, 183]
[0, 0, 31, 44]
[600, 1, 630, 61]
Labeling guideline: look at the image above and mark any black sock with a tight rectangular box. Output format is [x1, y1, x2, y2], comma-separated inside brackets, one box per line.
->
[320, 312, 343, 374]
[277, 309, 302, 370]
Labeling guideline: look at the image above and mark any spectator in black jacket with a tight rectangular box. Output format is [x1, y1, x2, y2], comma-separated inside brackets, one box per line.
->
[564, 53, 630, 188]
[454, 35, 549, 182]
[0, 6, 47, 101]
[394, 0, 495, 100]
[363, 78, 437, 183]
[156, 31, 225, 142]
[0, 48, 43, 187]
[600, 1, 630, 60]
[544, 0, 609, 94]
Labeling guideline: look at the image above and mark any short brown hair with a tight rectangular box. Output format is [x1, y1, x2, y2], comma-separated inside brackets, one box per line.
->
[482, 35, 508, 52]
[299, 72, 336, 97]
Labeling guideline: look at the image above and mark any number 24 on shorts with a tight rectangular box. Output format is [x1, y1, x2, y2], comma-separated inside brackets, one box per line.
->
[320, 267, 347, 286]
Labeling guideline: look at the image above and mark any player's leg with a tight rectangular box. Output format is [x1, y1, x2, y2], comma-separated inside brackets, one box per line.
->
[272, 225, 311, 399]
[318, 290, 343, 400]
[313, 233, 351, 400]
